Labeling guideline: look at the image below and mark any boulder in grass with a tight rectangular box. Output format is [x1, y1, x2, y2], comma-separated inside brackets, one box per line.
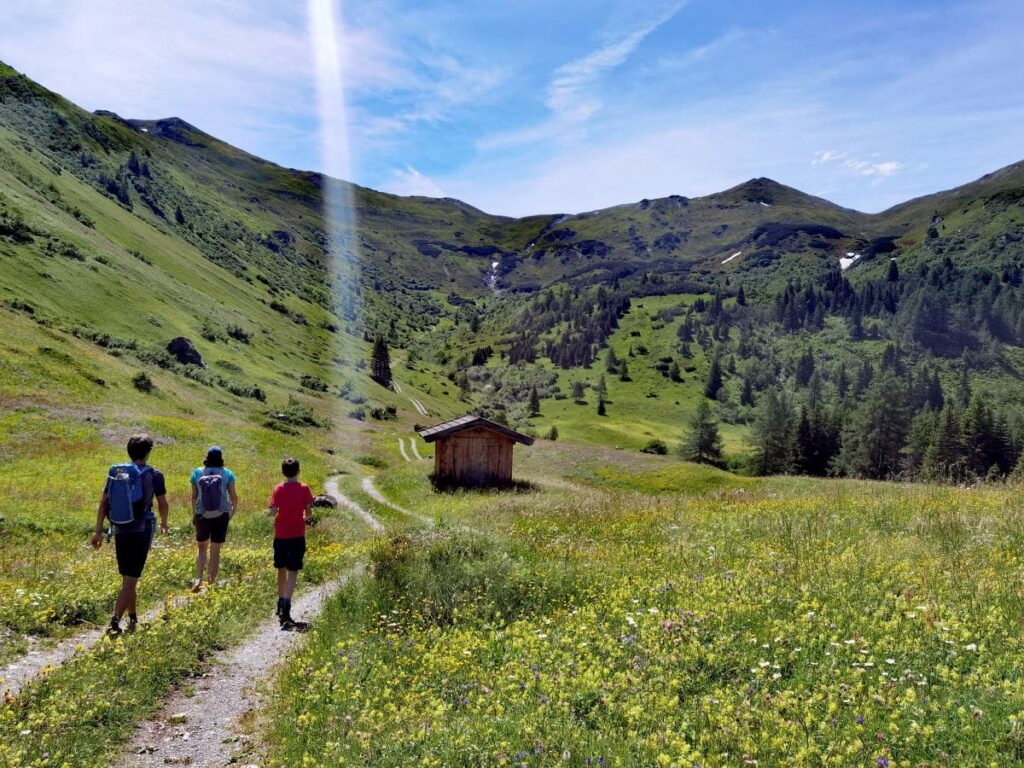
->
[166, 337, 205, 367]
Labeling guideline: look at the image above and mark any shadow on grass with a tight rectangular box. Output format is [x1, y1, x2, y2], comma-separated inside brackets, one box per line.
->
[428, 474, 541, 494]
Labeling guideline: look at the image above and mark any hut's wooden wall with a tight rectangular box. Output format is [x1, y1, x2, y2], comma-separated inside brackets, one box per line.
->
[433, 426, 514, 485]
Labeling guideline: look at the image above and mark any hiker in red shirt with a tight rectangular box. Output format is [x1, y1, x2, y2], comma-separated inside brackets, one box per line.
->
[268, 457, 314, 631]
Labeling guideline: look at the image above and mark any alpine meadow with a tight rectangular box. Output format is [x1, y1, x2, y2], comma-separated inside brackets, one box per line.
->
[2, 7, 1024, 766]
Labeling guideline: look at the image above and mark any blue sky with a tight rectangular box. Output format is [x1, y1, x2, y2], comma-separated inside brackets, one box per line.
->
[1, 0, 1022, 216]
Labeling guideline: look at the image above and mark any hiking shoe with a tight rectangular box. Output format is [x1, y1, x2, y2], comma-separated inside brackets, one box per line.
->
[190, 579, 203, 593]
[106, 618, 123, 637]
[126, 615, 138, 634]
[280, 619, 309, 632]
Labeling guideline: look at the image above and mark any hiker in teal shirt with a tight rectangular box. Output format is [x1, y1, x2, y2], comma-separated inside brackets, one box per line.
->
[189, 446, 238, 592]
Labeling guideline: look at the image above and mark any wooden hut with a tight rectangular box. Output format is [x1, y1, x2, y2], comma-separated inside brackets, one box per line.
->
[417, 415, 534, 487]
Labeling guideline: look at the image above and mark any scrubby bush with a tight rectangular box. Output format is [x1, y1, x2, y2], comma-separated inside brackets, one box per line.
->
[369, 405, 397, 421]
[300, 374, 328, 392]
[640, 438, 668, 455]
[355, 454, 387, 469]
[226, 324, 251, 343]
[367, 530, 582, 627]
[132, 371, 154, 393]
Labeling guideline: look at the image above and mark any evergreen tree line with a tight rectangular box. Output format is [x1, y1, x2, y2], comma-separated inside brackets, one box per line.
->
[748, 372, 1022, 481]
[772, 258, 1024, 356]
[509, 285, 631, 368]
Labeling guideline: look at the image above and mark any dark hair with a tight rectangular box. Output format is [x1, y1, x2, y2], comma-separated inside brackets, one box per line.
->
[204, 446, 224, 468]
[127, 434, 154, 461]
[281, 457, 300, 478]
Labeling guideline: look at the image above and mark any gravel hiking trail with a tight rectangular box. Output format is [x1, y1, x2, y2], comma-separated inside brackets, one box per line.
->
[1, 584, 194, 699]
[410, 437, 425, 460]
[325, 476, 384, 533]
[114, 478, 383, 768]
[398, 437, 412, 462]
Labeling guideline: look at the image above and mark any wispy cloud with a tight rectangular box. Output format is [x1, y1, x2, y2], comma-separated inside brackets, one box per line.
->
[656, 27, 752, 71]
[546, 1, 688, 123]
[381, 165, 446, 197]
[813, 150, 903, 181]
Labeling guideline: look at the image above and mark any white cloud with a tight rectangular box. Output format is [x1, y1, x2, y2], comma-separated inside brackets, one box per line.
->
[382, 165, 446, 198]
[547, 1, 687, 122]
[656, 27, 751, 71]
[813, 149, 903, 181]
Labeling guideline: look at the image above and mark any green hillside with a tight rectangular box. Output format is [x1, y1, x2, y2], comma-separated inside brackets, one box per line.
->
[2, 54, 1024, 478]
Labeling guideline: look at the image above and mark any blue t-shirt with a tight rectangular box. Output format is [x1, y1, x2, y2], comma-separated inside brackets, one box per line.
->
[103, 465, 166, 534]
[190, 467, 236, 514]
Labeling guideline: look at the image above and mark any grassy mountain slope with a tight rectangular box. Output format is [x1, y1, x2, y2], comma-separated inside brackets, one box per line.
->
[2, 56, 1024, 463]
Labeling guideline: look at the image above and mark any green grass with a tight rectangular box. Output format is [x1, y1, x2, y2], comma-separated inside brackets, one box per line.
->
[265, 449, 1024, 767]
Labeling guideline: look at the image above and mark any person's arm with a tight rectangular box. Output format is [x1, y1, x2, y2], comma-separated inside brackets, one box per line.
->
[304, 501, 313, 523]
[91, 494, 109, 548]
[157, 495, 169, 534]
[228, 482, 239, 518]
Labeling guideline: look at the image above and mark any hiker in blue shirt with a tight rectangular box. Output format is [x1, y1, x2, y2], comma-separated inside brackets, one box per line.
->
[91, 434, 169, 636]
[189, 446, 238, 592]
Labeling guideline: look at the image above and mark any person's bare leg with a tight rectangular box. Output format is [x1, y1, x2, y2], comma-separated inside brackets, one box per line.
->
[277, 567, 287, 598]
[284, 570, 299, 600]
[194, 540, 208, 590]
[114, 576, 138, 619]
[208, 542, 222, 583]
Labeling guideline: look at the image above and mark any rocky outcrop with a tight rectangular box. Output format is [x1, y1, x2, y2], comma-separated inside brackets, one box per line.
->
[166, 337, 205, 367]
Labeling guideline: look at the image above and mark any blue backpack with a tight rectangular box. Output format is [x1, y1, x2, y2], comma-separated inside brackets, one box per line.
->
[107, 463, 151, 525]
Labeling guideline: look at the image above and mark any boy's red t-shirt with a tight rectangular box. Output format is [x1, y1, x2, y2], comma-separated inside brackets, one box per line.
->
[270, 481, 314, 539]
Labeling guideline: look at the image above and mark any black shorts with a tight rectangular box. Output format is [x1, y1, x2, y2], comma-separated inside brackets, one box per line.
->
[195, 513, 230, 543]
[115, 525, 155, 578]
[273, 537, 306, 571]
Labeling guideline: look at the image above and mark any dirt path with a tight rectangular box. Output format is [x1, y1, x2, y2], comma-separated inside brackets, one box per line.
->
[325, 476, 384, 533]
[0, 593, 193, 699]
[361, 476, 434, 526]
[409, 397, 429, 416]
[397, 437, 412, 462]
[114, 478, 382, 768]
[410, 437, 425, 460]
[114, 569, 360, 768]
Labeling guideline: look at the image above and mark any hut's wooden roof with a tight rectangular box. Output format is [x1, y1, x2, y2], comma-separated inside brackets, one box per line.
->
[416, 414, 535, 445]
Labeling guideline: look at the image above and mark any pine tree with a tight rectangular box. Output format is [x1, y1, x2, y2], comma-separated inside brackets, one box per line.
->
[597, 397, 606, 416]
[370, 335, 392, 387]
[619, 359, 630, 381]
[740, 376, 755, 407]
[605, 346, 619, 373]
[737, 285, 747, 306]
[545, 425, 559, 441]
[704, 355, 723, 400]
[956, 362, 971, 406]
[795, 349, 815, 387]
[669, 360, 682, 382]
[682, 399, 723, 466]
[837, 373, 911, 479]
[596, 375, 608, 401]
[887, 259, 900, 282]
[923, 406, 965, 481]
[528, 386, 541, 416]
[794, 406, 841, 476]
[849, 306, 866, 341]
[174, 205, 186, 225]
[571, 380, 585, 402]
[751, 389, 796, 475]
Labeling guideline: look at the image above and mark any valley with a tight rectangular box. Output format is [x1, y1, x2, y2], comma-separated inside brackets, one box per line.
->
[1, 56, 1024, 766]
